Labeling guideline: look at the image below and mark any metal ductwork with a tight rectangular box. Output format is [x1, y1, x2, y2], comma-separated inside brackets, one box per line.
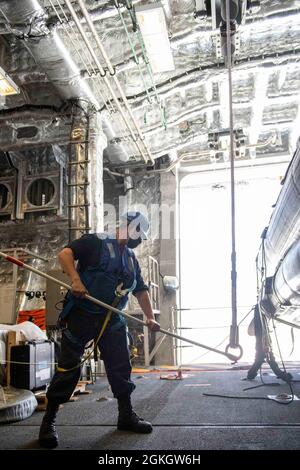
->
[102, 119, 130, 164]
[259, 138, 300, 275]
[0, 0, 128, 163]
[259, 239, 300, 326]
[47, 0, 144, 30]
[256, 138, 300, 325]
[0, 0, 95, 103]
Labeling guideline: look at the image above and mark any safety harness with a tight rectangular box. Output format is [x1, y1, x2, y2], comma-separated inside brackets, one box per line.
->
[57, 283, 134, 373]
[56, 235, 138, 373]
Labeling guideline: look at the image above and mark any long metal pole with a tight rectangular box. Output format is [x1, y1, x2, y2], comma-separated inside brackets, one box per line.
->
[225, 0, 239, 352]
[0, 251, 239, 361]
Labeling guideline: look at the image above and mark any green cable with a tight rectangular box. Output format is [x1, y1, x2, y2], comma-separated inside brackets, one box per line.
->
[118, 0, 167, 130]
[137, 28, 167, 129]
[116, 4, 152, 105]
[137, 27, 167, 130]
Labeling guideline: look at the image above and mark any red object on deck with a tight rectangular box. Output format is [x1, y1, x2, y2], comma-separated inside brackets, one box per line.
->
[17, 310, 46, 330]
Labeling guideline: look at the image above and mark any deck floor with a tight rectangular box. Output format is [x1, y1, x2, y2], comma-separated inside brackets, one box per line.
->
[1, 364, 300, 450]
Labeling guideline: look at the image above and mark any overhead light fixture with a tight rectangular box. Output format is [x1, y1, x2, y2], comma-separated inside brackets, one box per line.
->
[0, 65, 20, 96]
[135, 3, 175, 74]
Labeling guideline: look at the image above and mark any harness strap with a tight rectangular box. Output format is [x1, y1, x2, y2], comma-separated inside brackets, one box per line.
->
[57, 293, 123, 373]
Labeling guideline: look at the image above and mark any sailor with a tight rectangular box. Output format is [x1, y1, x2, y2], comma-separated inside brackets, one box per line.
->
[39, 211, 160, 449]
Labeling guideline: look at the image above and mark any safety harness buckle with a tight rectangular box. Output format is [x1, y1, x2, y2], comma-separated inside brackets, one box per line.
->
[115, 282, 135, 298]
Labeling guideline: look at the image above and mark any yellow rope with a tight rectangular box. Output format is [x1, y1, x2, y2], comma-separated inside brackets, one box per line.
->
[56, 287, 126, 373]
[57, 309, 113, 373]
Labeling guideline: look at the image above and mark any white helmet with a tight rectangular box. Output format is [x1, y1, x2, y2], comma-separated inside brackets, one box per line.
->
[121, 211, 150, 240]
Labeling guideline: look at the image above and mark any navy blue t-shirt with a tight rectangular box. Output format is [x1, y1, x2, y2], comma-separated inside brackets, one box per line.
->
[67, 234, 148, 296]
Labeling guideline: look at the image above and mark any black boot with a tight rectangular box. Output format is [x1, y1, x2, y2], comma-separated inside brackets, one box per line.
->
[117, 395, 152, 434]
[38, 401, 59, 449]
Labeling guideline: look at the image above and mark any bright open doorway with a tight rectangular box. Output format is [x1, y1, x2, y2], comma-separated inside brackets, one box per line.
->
[179, 161, 299, 365]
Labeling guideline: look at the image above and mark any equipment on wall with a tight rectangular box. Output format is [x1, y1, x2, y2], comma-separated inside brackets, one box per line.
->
[0, 147, 65, 220]
[0, 176, 16, 219]
[17, 172, 63, 219]
[162, 276, 179, 292]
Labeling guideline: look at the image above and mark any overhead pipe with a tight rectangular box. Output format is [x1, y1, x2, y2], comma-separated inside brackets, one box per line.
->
[38, 1, 299, 32]
[47, 1, 129, 163]
[71, 0, 154, 165]
[0, 0, 99, 106]
[0, 251, 241, 362]
[176, 134, 276, 164]
[43, 5, 300, 65]
[0, 0, 129, 164]
[46, 0, 144, 29]
[151, 134, 209, 159]
[64, 0, 151, 165]
[48, 0, 111, 111]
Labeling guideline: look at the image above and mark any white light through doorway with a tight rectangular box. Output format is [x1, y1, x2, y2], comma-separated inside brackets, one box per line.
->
[179, 162, 299, 365]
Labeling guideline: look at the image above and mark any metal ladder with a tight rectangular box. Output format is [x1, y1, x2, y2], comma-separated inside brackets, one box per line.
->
[67, 116, 91, 242]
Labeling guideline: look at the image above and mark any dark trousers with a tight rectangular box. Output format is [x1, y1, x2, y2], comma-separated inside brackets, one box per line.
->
[46, 307, 136, 404]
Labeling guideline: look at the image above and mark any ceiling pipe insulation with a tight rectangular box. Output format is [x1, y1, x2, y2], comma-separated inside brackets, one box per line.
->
[0, 0, 131, 164]
[127, 50, 300, 111]
[27, 2, 299, 35]
[64, 0, 154, 165]
[72, 5, 300, 81]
